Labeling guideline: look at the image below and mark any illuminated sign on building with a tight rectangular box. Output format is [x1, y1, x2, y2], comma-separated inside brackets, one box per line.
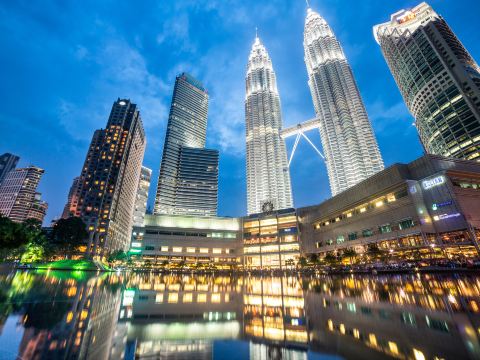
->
[433, 213, 461, 221]
[432, 201, 453, 210]
[422, 175, 445, 190]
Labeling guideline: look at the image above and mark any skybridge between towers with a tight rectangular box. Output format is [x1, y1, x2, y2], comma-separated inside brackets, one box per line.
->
[281, 117, 325, 166]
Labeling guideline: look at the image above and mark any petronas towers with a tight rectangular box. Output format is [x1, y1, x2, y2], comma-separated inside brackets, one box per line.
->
[245, 5, 383, 212]
[245, 36, 293, 215]
[304, 7, 384, 195]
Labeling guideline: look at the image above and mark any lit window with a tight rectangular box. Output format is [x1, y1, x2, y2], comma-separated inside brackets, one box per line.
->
[155, 294, 163, 303]
[212, 248, 222, 254]
[375, 200, 384, 207]
[413, 349, 425, 360]
[197, 294, 207, 303]
[161, 246, 169, 252]
[186, 247, 196, 253]
[200, 248, 209, 254]
[360, 207, 366, 213]
[172, 247, 182, 253]
[211, 293, 221, 303]
[388, 341, 398, 355]
[346, 212, 352, 218]
[168, 293, 178, 303]
[183, 293, 193, 303]
[327, 319, 334, 331]
[369, 333, 377, 347]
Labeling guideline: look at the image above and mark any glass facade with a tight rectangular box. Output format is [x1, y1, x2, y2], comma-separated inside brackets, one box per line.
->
[243, 209, 300, 269]
[155, 73, 219, 216]
[374, 2, 480, 161]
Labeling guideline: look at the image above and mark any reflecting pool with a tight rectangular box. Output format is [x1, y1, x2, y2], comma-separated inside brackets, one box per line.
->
[0, 270, 480, 359]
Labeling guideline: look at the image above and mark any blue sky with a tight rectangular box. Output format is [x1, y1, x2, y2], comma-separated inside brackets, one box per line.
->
[1, 0, 479, 224]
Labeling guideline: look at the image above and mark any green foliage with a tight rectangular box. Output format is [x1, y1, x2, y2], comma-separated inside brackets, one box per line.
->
[51, 217, 88, 256]
[298, 256, 308, 267]
[308, 253, 319, 265]
[0, 216, 29, 253]
[324, 252, 337, 265]
[342, 248, 357, 264]
[107, 250, 128, 264]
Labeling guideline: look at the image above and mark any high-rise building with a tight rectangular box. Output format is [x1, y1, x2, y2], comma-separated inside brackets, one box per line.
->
[0, 153, 19, 185]
[304, 7, 384, 196]
[61, 176, 81, 219]
[0, 166, 48, 223]
[154, 73, 219, 216]
[176, 147, 219, 216]
[245, 35, 293, 215]
[132, 166, 152, 227]
[75, 99, 146, 257]
[374, 2, 480, 161]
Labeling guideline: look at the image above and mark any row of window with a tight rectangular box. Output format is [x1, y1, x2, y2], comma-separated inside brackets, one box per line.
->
[144, 230, 237, 238]
[316, 219, 415, 248]
[139, 245, 235, 254]
[313, 189, 408, 230]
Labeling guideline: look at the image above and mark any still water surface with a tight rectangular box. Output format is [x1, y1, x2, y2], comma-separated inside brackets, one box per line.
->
[0, 270, 479, 360]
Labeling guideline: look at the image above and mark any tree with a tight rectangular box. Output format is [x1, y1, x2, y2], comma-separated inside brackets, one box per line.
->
[308, 253, 319, 267]
[107, 250, 128, 265]
[51, 217, 88, 257]
[285, 259, 295, 269]
[324, 252, 337, 265]
[343, 248, 357, 265]
[298, 256, 308, 268]
[366, 243, 383, 261]
[0, 216, 29, 256]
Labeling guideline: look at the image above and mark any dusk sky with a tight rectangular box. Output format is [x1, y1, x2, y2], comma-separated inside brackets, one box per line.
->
[1, 0, 479, 224]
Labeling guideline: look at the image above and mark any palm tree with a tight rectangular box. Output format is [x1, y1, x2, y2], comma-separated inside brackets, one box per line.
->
[343, 248, 357, 265]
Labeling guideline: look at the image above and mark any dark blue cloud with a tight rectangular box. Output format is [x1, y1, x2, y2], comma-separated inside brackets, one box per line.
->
[0, 0, 478, 223]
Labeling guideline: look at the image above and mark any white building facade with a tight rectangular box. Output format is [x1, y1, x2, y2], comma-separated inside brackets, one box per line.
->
[304, 7, 384, 196]
[245, 36, 293, 215]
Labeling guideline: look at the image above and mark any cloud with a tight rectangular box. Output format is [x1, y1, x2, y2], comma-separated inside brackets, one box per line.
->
[366, 100, 418, 142]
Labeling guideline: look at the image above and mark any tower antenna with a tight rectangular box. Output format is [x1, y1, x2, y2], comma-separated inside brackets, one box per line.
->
[255, 26, 258, 39]
[306, 0, 310, 8]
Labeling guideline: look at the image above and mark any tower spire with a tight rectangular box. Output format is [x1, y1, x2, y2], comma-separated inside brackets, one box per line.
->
[306, 0, 310, 9]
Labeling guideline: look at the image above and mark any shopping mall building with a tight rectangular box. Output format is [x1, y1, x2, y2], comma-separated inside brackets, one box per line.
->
[298, 155, 480, 261]
[130, 155, 480, 268]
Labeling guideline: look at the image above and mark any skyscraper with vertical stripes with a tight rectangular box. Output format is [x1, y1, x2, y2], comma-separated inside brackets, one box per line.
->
[304, 7, 384, 196]
[245, 35, 293, 215]
[154, 73, 219, 216]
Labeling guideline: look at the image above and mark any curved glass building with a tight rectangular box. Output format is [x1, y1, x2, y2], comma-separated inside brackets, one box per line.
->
[245, 35, 293, 215]
[304, 7, 384, 196]
[374, 2, 480, 161]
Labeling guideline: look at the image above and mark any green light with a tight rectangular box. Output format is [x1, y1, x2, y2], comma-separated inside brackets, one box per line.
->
[129, 249, 141, 254]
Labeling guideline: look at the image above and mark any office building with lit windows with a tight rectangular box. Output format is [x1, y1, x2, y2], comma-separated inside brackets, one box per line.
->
[154, 73, 219, 217]
[132, 166, 152, 227]
[374, 2, 480, 161]
[245, 35, 293, 215]
[298, 155, 480, 261]
[130, 214, 242, 267]
[75, 99, 146, 258]
[0, 166, 48, 223]
[304, 7, 384, 196]
[242, 208, 300, 269]
[61, 176, 81, 219]
[0, 152, 19, 185]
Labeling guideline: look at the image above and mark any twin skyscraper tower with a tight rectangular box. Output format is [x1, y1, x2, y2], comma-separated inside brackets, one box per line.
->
[246, 6, 384, 215]
[154, 6, 385, 217]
